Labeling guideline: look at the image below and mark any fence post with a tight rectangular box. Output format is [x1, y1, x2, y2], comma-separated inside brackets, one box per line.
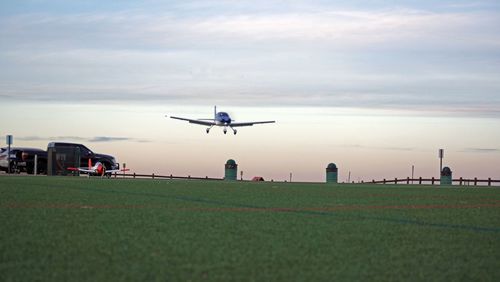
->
[419, 177, 422, 185]
[431, 177, 435, 185]
[34, 155, 38, 176]
[395, 178, 398, 184]
[474, 177, 477, 186]
[383, 179, 386, 184]
[372, 179, 375, 183]
[152, 173, 155, 179]
[407, 177, 410, 184]
[459, 177, 463, 186]
[170, 174, 173, 179]
[488, 178, 491, 186]
[133, 172, 136, 179]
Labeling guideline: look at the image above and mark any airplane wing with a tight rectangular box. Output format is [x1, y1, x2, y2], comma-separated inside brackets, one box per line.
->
[230, 121, 275, 127]
[67, 167, 94, 173]
[170, 116, 216, 126]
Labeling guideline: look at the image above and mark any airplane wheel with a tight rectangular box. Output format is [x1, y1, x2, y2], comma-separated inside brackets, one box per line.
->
[224, 130, 227, 134]
[206, 128, 210, 134]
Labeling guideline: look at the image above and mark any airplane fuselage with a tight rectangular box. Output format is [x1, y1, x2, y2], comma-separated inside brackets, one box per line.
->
[215, 112, 232, 126]
[92, 162, 106, 175]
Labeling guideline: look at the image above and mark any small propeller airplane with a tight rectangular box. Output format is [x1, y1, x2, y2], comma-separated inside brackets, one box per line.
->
[68, 159, 129, 177]
[168, 106, 275, 135]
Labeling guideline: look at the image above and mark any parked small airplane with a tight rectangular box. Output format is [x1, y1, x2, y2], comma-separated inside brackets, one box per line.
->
[68, 159, 129, 177]
[168, 106, 275, 135]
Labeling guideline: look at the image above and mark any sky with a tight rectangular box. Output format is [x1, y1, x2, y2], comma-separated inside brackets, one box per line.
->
[1, 0, 499, 182]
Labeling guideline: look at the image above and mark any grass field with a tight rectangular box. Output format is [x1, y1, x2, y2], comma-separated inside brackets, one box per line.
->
[1, 176, 499, 281]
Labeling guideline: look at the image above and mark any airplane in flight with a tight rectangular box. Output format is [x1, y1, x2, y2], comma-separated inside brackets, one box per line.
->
[67, 159, 129, 177]
[168, 106, 275, 135]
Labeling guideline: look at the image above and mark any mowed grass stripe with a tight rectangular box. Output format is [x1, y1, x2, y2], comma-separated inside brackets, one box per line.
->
[5, 200, 500, 233]
[59, 179, 500, 233]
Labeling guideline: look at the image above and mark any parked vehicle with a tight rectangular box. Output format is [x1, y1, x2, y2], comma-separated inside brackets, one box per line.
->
[47, 142, 120, 172]
[1, 143, 119, 175]
[0, 147, 47, 174]
[18, 148, 48, 174]
[0, 147, 13, 173]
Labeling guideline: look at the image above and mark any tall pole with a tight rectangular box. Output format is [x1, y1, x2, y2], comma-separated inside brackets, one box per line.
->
[439, 149, 444, 175]
[7, 143, 10, 174]
[411, 165, 414, 184]
[34, 155, 38, 176]
[6, 135, 13, 174]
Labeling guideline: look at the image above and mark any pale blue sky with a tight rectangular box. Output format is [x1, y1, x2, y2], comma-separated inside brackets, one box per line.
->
[1, 1, 499, 181]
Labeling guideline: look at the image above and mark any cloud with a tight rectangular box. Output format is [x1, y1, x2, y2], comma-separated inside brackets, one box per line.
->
[0, 3, 499, 116]
[89, 136, 140, 143]
[2, 8, 499, 51]
[184, 10, 500, 50]
[14, 136, 150, 143]
[463, 148, 500, 153]
[340, 144, 416, 152]
[50, 136, 88, 142]
[15, 136, 47, 141]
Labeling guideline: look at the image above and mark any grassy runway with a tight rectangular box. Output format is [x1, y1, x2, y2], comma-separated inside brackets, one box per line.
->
[1, 176, 499, 281]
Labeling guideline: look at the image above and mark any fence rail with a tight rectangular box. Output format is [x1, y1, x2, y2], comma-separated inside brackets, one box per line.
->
[362, 177, 500, 186]
[112, 173, 223, 181]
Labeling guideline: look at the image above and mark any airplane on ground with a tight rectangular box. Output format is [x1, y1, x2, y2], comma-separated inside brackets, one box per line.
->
[168, 106, 275, 135]
[67, 159, 129, 177]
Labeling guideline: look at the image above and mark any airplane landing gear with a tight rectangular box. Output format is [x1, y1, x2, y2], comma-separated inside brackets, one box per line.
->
[206, 128, 210, 134]
[223, 128, 227, 134]
[230, 126, 237, 135]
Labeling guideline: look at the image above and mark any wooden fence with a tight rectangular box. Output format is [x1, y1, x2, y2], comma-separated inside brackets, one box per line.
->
[361, 177, 500, 186]
[112, 173, 223, 181]
[110, 173, 499, 186]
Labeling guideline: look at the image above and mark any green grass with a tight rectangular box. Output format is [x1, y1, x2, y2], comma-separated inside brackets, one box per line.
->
[1, 176, 499, 281]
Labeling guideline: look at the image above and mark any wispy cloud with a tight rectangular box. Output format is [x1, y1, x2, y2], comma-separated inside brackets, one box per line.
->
[463, 148, 500, 153]
[2, 8, 499, 50]
[340, 144, 416, 152]
[0, 2, 499, 116]
[15, 136, 48, 141]
[88, 136, 150, 143]
[15, 136, 150, 143]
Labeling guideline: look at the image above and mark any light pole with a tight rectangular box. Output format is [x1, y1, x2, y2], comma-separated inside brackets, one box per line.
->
[6, 135, 13, 174]
[439, 149, 444, 175]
